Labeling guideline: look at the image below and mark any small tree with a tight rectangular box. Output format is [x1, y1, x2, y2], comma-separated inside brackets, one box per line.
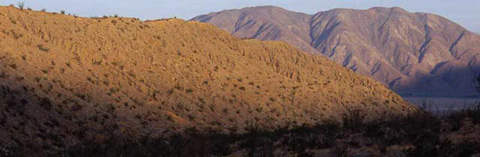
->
[17, 2, 25, 10]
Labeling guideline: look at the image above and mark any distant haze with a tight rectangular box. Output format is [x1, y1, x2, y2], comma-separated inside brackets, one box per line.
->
[0, 0, 479, 33]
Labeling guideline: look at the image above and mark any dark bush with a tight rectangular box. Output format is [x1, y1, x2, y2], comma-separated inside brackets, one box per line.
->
[10, 107, 480, 156]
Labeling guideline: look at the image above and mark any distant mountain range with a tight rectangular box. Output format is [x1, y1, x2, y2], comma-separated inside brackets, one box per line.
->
[192, 6, 480, 97]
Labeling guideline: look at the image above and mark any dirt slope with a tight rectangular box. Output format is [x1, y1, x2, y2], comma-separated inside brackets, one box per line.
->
[192, 6, 480, 97]
[0, 6, 413, 153]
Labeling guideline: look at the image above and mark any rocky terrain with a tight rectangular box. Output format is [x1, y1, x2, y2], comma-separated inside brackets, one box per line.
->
[0, 6, 415, 155]
[192, 6, 480, 97]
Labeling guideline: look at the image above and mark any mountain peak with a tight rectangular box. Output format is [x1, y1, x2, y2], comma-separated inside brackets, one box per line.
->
[244, 5, 286, 10]
[367, 6, 407, 12]
[192, 6, 480, 97]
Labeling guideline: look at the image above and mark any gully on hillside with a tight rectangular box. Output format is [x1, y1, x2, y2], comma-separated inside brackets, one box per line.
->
[192, 6, 480, 97]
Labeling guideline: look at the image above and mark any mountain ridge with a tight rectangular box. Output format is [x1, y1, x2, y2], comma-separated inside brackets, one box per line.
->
[192, 6, 480, 97]
[0, 6, 414, 153]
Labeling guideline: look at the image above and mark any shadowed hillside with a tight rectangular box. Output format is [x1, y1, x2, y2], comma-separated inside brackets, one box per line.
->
[0, 6, 415, 155]
[192, 6, 480, 97]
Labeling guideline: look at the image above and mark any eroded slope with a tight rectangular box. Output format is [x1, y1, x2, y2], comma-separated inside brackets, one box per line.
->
[0, 6, 413, 153]
[193, 6, 480, 96]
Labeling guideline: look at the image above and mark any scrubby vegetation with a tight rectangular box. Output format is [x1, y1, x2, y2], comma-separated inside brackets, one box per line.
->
[0, 5, 475, 157]
[0, 5, 415, 152]
[2, 106, 478, 156]
[16, 2, 24, 10]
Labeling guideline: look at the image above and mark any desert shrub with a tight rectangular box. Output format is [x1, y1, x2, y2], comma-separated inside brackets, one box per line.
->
[102, 80, 110, 85]
[17, 2, 24, 10]
[446, 104, 480, 130]
[75, 93, 89, 101]
[367, 111, 441, 146]
[39, 97, 52, 111]
[9, 100, 480, 156]
[16, 76, 24, 81]
[41, 69, 49, 74]
[127, 70, 136, 78]
[109, 87, 120, 94]
[9, 30, 23, 39]
[269, 97, 276, 102]
[239, 122, 276, 156]
[0, 71, 9, 78]
[65, 129, 237, 157]
[281, 122, 339, 154]
[37, 44, 49, 52]
[8, 64, 17, 70]
[342, 108, 364, 130]
[86, 77, 95, 84]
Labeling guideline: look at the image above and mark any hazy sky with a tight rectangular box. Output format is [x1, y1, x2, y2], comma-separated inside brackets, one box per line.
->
[1, 0, 479, 32]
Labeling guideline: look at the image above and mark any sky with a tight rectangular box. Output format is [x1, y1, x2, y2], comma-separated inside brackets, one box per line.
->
[1, 0, 479, 33]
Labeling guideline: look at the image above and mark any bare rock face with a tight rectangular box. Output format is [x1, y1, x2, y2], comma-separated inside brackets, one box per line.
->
[192, 6, 480, 97]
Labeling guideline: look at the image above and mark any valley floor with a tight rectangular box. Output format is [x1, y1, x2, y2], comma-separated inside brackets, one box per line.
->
[404, 96, 480, 115]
